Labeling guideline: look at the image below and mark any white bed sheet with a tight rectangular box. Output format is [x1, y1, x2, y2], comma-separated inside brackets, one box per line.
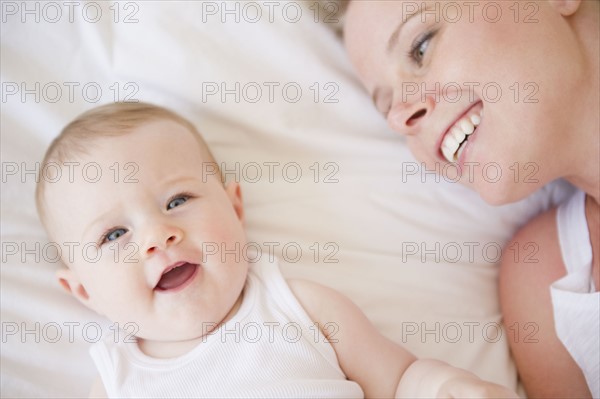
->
[1, 1, 574, 397]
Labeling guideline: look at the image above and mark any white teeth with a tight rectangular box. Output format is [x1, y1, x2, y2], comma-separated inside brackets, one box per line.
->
[450, 126, 466, 144]
[440, 109, 483, 163]
[443, 134, 460, 153]
[459, 119, 475, 135]
[442, 146, 455, 163]
[455, 140, 467, 161]
[441, 134, 460, 163]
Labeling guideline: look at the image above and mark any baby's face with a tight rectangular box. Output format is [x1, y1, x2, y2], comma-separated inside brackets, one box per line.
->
[44, 120, 248, 342]
[344, 1, 590, 204]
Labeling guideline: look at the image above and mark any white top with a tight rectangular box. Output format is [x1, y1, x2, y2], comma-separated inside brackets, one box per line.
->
[89, 257, 363, 398]
[551, 190, 599, 398]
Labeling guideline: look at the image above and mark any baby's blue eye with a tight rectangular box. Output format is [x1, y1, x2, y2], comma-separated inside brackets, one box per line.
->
[103, 228, 127, 244]
[167, 196, 188, 210]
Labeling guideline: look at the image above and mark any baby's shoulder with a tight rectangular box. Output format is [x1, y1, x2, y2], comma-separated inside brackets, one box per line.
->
[286, 279, 330, 317]
[286, 278, 363, 330]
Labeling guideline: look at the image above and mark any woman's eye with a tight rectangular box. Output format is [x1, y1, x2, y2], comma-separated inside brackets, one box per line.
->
[415, 39, 429, 60]
[409, 30, 436, 65]
[167, 195, 188, 210]
[101, 228, 127, 245]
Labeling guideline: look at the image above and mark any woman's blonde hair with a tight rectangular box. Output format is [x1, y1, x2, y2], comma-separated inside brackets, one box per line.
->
[315, 0, 349, 34]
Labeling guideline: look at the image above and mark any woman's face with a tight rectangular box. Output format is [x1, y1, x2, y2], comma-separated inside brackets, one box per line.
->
[344, 0, 591, 205]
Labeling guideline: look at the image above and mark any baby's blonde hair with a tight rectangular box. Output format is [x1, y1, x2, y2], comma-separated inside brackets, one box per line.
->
[35, 102, 220, 226]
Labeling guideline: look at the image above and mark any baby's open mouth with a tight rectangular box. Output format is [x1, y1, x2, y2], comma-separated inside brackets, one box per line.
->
[440, 102, 483, 163]
[155, 262, 198, 292]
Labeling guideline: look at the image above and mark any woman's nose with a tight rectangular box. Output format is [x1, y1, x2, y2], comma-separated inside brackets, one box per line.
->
[387, 95, 434, 136]
[143, 223, 183, 256]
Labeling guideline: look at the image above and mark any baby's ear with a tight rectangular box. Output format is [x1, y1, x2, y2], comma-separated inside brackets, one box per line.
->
[56, 268, 92, 306]
[225, 182, 244, 224]
[548, 0, 581, 16]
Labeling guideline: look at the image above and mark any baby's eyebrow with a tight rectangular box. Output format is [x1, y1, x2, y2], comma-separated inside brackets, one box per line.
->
[83, 207, 118, 241]
[160, 175, 199, 186]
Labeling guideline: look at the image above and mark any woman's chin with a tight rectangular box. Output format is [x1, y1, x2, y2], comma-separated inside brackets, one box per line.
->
[475, 178, 541, 207]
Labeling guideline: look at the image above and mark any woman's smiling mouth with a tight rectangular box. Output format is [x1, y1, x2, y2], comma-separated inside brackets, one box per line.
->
[439, 102, 483, 163]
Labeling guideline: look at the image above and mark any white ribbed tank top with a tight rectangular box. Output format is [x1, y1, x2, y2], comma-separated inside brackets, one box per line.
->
[90, 257, 364, 398]
[550, 190, 599, 398]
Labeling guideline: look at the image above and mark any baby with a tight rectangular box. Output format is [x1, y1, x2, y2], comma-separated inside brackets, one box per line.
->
[35, 102, 516, 398]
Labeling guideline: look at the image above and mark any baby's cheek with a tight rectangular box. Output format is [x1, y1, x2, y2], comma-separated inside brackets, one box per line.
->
[207, 227, 246, 251]
[203, 211, 246, 242]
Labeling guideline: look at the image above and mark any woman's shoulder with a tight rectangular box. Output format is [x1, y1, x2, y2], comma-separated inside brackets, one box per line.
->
[515, 188, 587, 245]
[507, 204, 563, 270]
[502, 189, 589, 276]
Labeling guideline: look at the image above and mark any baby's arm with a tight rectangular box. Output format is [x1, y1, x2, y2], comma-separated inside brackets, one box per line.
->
[89, 376, 107, 398]
[288, 279, 517, 398]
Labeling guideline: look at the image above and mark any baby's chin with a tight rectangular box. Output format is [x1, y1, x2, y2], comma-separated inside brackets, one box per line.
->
[125, 323, 203, 342]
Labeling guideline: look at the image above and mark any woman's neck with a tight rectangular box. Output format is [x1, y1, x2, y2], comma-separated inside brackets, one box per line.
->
[566, 0, 600, 203]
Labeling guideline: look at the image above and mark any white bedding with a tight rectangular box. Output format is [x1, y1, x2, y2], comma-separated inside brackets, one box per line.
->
[1, 1, 574, 397]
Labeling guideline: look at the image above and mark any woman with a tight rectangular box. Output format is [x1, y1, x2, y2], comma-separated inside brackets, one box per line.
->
[342, 1, 599, 397]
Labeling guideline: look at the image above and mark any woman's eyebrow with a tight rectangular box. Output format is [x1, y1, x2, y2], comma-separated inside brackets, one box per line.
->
[371, 87, 390, 117]
[371, 87, 380, 105]
[387, 5, 427, 54]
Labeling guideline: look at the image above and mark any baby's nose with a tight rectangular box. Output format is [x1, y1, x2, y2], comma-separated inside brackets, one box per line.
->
[144, 224, 183, 255]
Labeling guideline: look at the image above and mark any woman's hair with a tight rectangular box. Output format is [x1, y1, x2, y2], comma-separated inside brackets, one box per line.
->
[316, 0, 349, 34]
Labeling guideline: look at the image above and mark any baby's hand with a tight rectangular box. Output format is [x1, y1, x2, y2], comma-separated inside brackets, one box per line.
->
[438, 375, 519, 398]
[396, 359, 518, 398]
